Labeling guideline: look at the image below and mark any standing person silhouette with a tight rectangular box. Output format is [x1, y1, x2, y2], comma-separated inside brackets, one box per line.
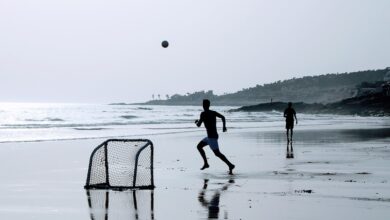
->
[284, 102, 298, 142]
[195, 99, 235, 175]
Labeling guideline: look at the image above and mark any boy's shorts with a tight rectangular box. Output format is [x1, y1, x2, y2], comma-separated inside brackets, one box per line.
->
[286, 120, 294, 129]
[201, 137, 219, 150]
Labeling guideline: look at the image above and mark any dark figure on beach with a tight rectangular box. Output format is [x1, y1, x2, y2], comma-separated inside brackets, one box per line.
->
[195, 99, 235, 175]
[284, 102, 298, 142]
[198, 178, 234, 219]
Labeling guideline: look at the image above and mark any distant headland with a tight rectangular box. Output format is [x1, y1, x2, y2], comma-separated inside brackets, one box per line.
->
[230, 93, 390, 117]
[138, 68, 389, 106]
[111, 67, 390, 116]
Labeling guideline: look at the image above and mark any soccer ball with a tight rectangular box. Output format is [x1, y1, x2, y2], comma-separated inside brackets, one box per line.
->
[161, 41, 169, 48]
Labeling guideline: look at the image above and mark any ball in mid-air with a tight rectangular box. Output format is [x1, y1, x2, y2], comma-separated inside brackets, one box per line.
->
[161, 40, 169, 48]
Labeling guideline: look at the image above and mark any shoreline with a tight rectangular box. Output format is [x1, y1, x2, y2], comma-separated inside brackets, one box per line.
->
[1, 114, 388, 144]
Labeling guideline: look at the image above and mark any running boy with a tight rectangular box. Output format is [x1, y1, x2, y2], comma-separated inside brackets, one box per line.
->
[195, 99, 235, 175]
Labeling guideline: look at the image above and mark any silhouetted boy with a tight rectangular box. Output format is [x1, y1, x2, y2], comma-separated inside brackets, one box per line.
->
[284, 102, 298, 142]
[195, 99, 235, 175]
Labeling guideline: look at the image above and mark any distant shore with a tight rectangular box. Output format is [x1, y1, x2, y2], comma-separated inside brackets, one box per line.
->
[112, 93, 390, 117]
[231, 93, 390, 117]
[135, 68, 389, 107]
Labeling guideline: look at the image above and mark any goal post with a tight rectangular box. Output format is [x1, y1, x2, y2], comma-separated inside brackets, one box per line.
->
[85, 139, 154, 190]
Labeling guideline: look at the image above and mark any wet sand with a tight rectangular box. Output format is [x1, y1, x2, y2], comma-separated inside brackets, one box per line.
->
[0, 126, 389, 219]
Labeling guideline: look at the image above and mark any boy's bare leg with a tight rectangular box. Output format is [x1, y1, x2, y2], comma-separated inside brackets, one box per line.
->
[286, 129, 290, 142]
[213, 149, 235, 174]
[197, 141, 209, 170]
[290, 129, 294, 142]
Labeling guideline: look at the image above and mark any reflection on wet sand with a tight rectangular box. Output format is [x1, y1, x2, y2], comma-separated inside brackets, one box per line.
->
[286, 141, 294, 159]
[86, 190, 154, 220]
[198, 178, 235, 219]
[245, 127, 390, 144]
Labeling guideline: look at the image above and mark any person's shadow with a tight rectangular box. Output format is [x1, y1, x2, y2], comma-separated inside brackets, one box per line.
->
[286, 141, 294, 159]
[198, 178, 235, 219]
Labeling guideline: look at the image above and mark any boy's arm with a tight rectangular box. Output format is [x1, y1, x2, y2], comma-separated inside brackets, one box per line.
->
[294, 111, 298, 124]
[215, 112, 227, 132]
[195, 113, 203, 127]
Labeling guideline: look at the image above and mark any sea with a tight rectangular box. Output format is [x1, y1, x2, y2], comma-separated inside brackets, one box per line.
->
[0, 103, 388, 143]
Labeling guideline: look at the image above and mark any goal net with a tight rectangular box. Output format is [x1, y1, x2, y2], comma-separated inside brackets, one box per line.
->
[85, 139, 154, 190]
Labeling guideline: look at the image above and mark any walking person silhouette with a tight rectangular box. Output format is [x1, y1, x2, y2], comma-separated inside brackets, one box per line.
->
[284, 102, 298, 142]
[195, 99, 235, 175]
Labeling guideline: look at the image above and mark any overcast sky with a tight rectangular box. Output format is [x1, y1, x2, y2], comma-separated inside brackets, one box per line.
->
[0, 0, 389, 103]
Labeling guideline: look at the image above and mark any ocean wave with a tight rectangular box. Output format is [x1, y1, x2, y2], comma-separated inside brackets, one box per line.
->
[25, 117, 65, 122]
[108, 103, 132, 105]
[1, 122, 129, 129]
[136, 107, 153, 110]
[0, 120, 190, 129]
[120, 115, 138, 119]
[146, 127, 195, 130]
[73, 128, 108, 131]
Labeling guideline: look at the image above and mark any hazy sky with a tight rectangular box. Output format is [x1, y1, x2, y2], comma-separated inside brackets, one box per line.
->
[0, 0, 389, 103]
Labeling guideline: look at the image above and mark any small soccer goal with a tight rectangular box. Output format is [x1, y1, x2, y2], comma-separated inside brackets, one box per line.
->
[84, 139, 154, 190]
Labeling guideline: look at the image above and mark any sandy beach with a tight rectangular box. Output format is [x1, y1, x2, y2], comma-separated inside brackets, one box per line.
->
[0, 124, 389, 220]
